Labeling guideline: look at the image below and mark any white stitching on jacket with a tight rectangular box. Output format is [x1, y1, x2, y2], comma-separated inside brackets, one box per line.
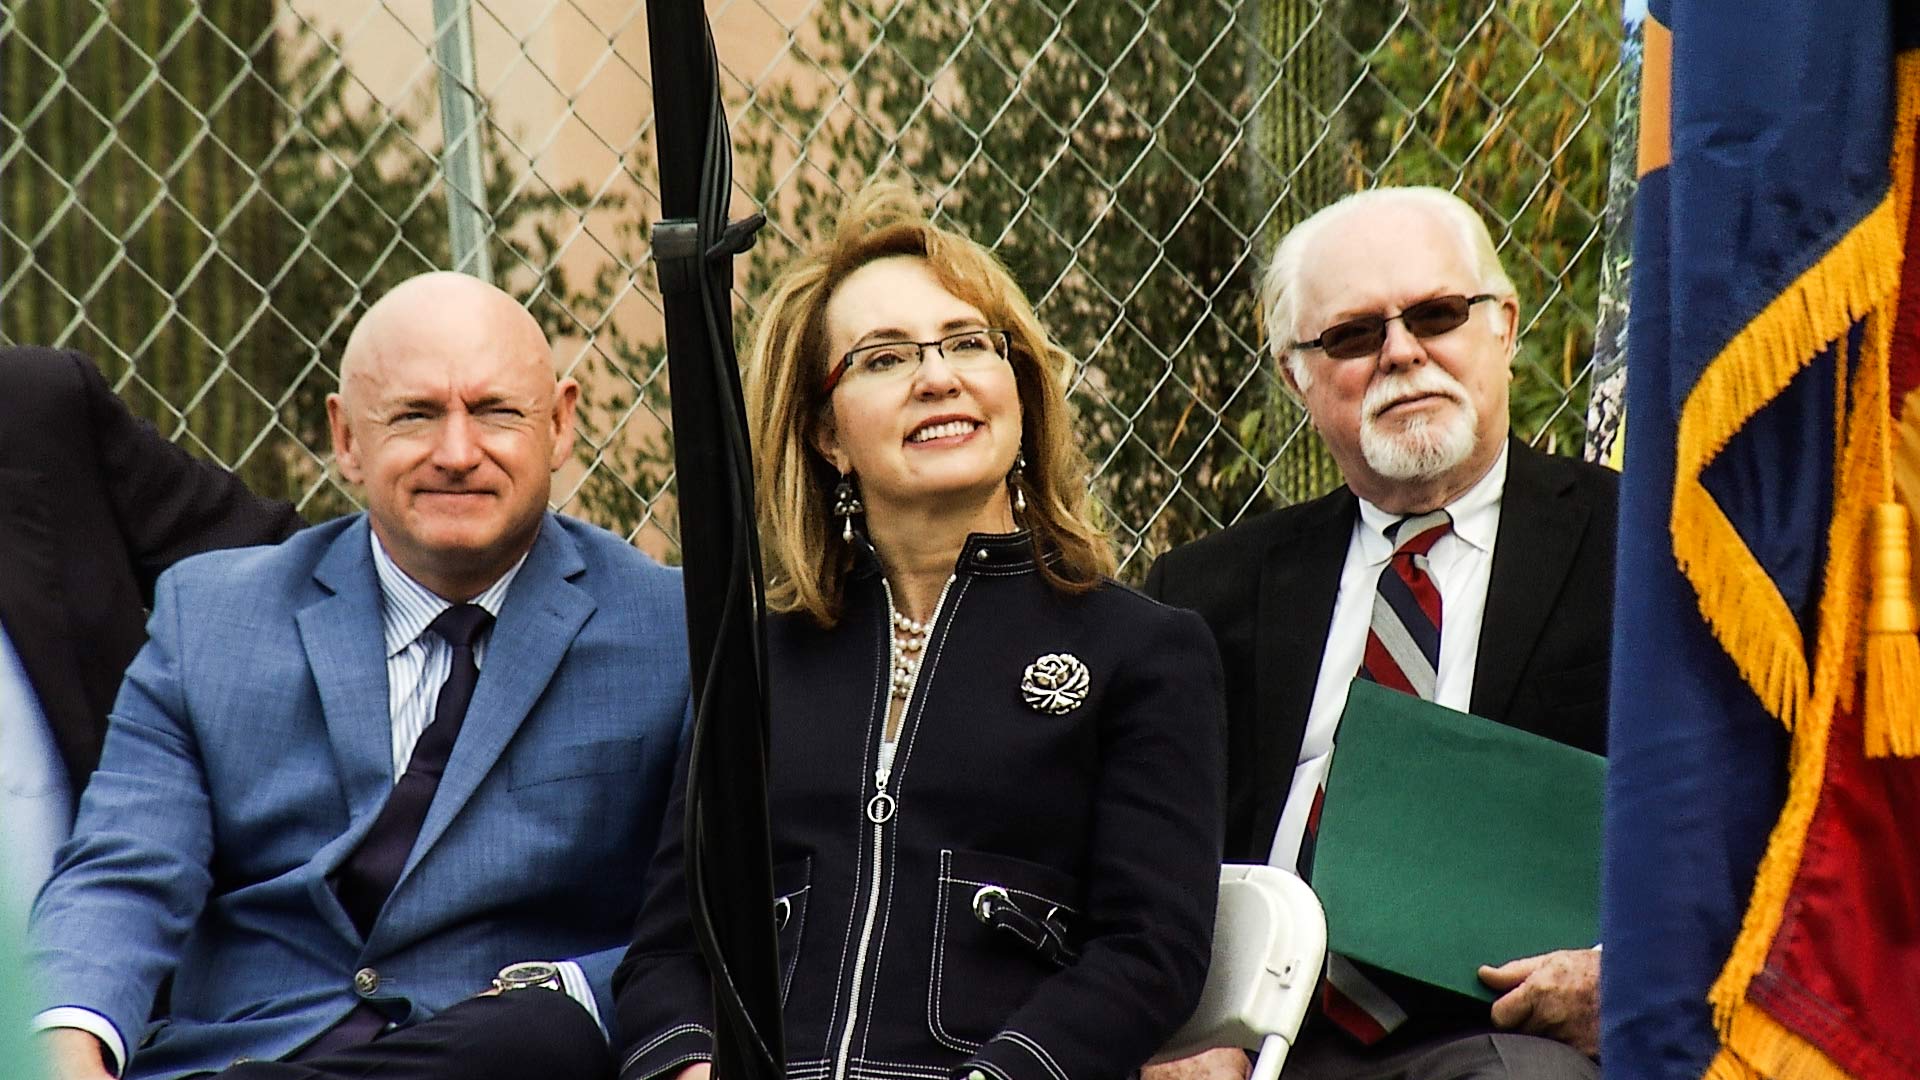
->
[619, 1024, 713, 1074]
[856, 575, 967, 1067]
[927, 848, 986, 1054]
[820, 601, 892, 1065]
[942, 876, 1080, 914]
[1001, 1029, 1070, 1080]
[779, 881, 811, 1004]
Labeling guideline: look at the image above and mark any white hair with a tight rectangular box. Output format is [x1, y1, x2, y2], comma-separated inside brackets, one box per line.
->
[1258, 186, 1516, 393]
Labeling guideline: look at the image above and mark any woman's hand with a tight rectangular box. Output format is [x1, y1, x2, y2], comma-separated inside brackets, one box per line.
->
[674, 1063, 714, 1080]
[1142, 1047, 1252, 1080]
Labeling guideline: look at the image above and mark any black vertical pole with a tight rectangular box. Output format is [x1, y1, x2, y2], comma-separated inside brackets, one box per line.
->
[642, 2, 782, 1079]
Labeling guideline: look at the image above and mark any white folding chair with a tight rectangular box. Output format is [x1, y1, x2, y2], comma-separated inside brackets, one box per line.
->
[1151, 864, 1327, 1080]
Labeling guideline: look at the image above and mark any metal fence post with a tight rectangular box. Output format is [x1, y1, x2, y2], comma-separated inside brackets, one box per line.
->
[431, 0, 492, 282]
[1, 0, 1624, 564]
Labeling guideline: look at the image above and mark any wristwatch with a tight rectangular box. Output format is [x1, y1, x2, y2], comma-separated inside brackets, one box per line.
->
[492, 960, 563, 993]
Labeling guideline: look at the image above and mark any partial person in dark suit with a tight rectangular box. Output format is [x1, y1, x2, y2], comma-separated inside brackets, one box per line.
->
[0, 346, 303, 921]
[29, 272, 690, 1080]
[1145, 187, 1615, 1080]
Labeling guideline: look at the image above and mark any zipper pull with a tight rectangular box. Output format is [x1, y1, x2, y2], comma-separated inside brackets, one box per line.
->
[867, 760, 895, 823]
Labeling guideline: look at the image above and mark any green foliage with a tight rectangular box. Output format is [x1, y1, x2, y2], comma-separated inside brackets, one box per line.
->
[2, 0, 1620, 563]
[714, 0, 1620, 576]
[2, 5, 637, 523]
[729, 0, 1298, 572]
[1338, 0, 1621, 453]
[259, 29, 611, 519]
[2, 1, 287, 488]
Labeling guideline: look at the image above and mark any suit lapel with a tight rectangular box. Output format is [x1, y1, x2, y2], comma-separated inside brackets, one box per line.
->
[389, 517, 594, 900]
[296, 517, 394, 828]
[1472, 440, 1589, 721]
[1252, 488, 1355, 843]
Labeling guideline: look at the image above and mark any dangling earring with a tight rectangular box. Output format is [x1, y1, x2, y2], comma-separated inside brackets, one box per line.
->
[1009, 452, 1028, 515]
[833, 473, 864, 544]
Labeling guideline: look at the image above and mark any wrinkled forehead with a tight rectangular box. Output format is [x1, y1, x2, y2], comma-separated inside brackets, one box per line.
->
[1294, 205, 1481, 330]
[347, 330, 555, 407]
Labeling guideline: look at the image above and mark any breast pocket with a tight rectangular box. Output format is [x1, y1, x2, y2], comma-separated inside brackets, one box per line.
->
[929, 848, 1081, 1052]
[508, 734, 648, 790]
[771, 857, 812, 1006]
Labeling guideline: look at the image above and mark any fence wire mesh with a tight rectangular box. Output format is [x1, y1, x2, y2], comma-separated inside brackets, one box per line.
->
[1, 0, 1623, 576]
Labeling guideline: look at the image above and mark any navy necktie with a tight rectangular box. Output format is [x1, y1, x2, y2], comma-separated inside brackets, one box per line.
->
[335, 602, 493, 936]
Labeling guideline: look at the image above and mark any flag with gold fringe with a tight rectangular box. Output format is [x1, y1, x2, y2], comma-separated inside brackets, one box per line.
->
[1603, 3, 1920, 1078]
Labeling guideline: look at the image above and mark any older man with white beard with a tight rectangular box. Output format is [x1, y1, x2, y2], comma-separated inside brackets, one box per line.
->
[1144, 187, 1617, 1080]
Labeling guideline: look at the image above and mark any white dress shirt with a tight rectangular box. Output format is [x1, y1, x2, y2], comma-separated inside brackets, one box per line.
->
[0, 619, 71, 938]
[1267, 444, 1508, 870]
[37, 532, 601, 1074]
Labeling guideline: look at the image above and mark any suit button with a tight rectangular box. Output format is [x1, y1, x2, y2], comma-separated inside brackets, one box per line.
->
[354, 967, 380, 995]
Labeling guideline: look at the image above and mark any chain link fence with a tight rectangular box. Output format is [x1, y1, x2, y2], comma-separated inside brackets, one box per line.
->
[1, 0, 1623, 576]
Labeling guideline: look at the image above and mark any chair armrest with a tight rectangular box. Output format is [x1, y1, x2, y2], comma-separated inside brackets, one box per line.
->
[1150, 864, 1327, 1065]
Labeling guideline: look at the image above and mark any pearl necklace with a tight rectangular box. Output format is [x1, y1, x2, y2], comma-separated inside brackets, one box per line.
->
[888, 606, 930, 700]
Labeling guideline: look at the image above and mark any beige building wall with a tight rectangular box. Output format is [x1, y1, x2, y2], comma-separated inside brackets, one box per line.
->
[284, 0, 817, 554]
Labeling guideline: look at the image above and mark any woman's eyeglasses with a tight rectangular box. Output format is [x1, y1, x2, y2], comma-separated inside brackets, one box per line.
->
[1290, 294, 1497, 361]
[823, 328, 1011, 392]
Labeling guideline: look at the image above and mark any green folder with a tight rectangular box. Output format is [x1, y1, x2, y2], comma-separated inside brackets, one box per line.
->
[1312, 679, 1604, 1002]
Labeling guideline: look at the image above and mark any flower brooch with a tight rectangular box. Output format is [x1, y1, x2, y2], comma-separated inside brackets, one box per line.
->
[1020, 652, 1090, 715]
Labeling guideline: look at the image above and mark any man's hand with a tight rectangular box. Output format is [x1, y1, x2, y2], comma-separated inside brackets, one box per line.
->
[1142, 1047, 1252, 1080]
[41, 1027, 115, 1080]
[1478, 948, 1600, 1058]
[673, 1064, 712, 1080]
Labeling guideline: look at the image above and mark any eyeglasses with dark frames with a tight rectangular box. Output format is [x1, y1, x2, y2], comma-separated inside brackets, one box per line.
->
[822, 328, 1012, 393]
[1289, 293, 1498, 361]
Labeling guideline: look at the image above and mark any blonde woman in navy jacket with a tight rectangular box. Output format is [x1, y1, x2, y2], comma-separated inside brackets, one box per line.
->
[613, 182, 1227, 1080]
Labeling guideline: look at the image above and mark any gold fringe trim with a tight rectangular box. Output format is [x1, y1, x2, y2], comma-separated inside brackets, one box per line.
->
[1705, 51, 1920, 1079]
[1865, 502, 1920, 755]
[1710, 1002, 1855, 1080]
[1864, 631, 1920, 753]
[1671, 190, 1903, 730]
[1709, 311, 1891, 1040]
[1704, 1047, 1761, 1080]
[1673, 56, 1920, 735]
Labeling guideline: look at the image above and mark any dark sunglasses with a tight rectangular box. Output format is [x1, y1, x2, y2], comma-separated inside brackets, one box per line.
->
[1290, 293, 1498, 361]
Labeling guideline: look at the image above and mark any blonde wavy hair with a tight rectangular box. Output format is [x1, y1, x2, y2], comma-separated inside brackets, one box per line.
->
[746, 179, 1114, 626]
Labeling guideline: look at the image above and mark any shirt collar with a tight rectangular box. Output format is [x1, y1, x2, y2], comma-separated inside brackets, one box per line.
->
[370, 529, 530, 658]
[1354, 441, 1509, 565]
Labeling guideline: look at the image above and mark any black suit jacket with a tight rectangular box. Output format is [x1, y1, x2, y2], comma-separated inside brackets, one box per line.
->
[1143, 438, 1617, 863]
[0, 346, 304, 791]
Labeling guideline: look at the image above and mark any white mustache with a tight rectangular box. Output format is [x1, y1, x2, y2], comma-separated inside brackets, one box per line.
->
[1363, 366, 1466, 422]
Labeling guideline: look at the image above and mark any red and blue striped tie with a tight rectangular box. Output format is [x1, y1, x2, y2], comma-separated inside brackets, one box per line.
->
[1315, 509, 1452, 1044]
[1359, 510, 1451, 698]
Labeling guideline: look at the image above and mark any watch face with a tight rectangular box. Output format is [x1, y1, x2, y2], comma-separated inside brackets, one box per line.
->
[498, 961, 561, 989]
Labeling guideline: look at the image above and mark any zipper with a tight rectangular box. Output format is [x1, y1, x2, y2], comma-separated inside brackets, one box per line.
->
[832, 574, 956, 1080]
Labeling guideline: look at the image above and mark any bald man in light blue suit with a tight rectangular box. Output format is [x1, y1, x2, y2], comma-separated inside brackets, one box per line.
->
[30, 273, 689, 1080]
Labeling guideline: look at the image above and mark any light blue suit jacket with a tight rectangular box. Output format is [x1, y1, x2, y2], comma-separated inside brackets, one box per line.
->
[29, 513, 689, 1079]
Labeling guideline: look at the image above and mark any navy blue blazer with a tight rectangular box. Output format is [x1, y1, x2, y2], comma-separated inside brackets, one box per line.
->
[617, 533, 1226, 1080]
[30, 512, 690, 1079]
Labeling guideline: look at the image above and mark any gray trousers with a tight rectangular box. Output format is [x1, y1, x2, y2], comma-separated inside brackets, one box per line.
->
[1282, 1018, 1598, 1080]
